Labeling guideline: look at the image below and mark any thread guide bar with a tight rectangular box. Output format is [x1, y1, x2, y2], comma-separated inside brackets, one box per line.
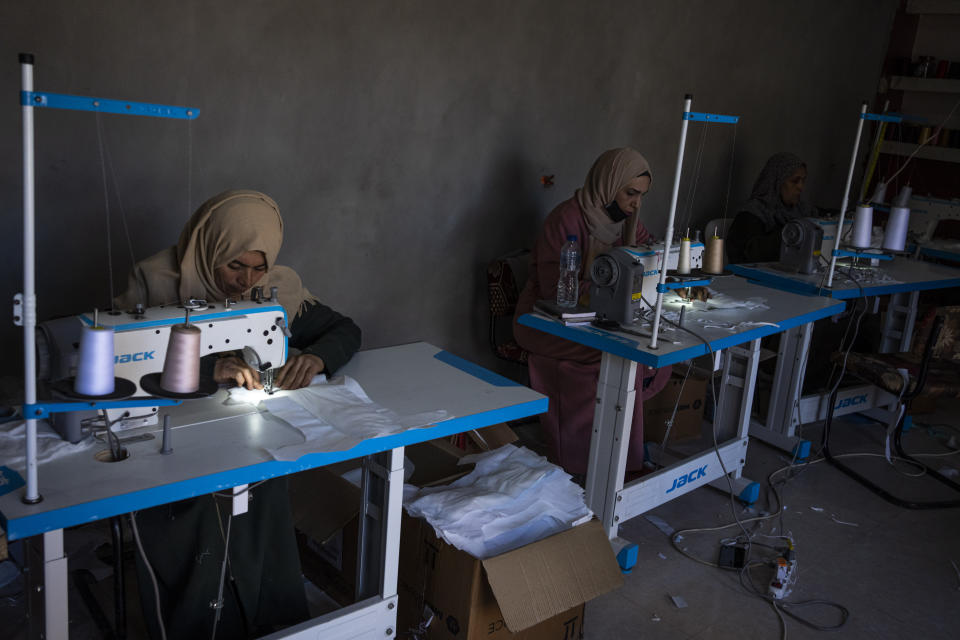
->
[23, 398, 181, 420]
[682, 111, 739, 124]
[20, 91, 199, 119]
[861, 112, 902, 123]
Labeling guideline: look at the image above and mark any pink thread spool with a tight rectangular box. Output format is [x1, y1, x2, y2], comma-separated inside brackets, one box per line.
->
[159, 324, 202, 393]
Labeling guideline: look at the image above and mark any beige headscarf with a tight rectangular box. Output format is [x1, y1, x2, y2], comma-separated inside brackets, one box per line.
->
[115, 190, 317, 320]
[575, 148, 652, 269]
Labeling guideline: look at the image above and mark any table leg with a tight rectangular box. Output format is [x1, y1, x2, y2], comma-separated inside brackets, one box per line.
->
[584, 353, 637, 541]
[43, 529, 68, 640]
[749, 323, 813, 459]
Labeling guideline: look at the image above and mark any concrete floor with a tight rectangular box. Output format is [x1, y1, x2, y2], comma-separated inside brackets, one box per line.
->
[587, 409, 960, 640]
[2, 405, 959, 639]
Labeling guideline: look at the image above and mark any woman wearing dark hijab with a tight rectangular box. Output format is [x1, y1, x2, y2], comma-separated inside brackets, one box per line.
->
[513, 148, 670, 477]
[726, 152, 816, 264]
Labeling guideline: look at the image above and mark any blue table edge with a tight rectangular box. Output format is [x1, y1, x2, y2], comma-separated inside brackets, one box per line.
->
[727, 264, 960, 299]
[1, 349, 547, 540]
[518, 298, 845, 369]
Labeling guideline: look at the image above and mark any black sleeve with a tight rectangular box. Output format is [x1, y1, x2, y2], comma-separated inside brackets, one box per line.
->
[726, 212, 782, 264]
[289, 300, 362, 375]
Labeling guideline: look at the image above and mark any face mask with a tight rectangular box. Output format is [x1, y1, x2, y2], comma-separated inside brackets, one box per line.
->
[605, 201, 629, 223]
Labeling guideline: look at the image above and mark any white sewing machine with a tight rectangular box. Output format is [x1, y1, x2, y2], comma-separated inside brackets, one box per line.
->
[630, 240, 705, 308]
[37, 299, 288, 441]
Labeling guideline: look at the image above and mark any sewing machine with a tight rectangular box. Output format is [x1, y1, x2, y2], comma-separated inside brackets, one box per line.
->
[779, 219, 824, 275]
[589, 242, 705, 324]
[36, 299, 288, 440]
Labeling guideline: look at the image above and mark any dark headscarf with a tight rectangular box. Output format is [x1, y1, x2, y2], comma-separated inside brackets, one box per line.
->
[740, 152, 814, 232]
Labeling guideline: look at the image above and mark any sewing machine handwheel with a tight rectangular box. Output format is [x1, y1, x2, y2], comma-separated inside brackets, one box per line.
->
[50, 377, 137, 401]
[139, 373, 218, 400]
[591, 255, 619, 287]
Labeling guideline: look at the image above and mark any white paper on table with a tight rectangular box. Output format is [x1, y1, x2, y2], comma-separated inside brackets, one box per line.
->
[261, 375, 448, 461]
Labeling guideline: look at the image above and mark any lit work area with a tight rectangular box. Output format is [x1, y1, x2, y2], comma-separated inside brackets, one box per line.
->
[2, 2, 960, 640]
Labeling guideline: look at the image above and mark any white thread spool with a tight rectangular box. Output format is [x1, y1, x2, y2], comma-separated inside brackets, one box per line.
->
[852, 205, 874, 248]
[883, 206, 910, 252]
[74, 325, 116, 396]
[869, 181, 887, 205]
[677, 236, 691, 274]
[892, 185, 912, 208]
[160, 324, 202, 393]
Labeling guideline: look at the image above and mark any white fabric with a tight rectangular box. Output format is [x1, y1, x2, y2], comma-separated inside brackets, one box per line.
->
[403, 445, 593, 559]
[235, 375, 448, 461]
[0, 420, 95, 470]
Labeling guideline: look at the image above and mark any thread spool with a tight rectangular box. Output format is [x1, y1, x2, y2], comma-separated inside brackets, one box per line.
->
[702, 228, 724, 274]
[892, 184, 912, 208]
[677, 229, 691, 274]
[852, 205, 874, 248]
[869, 181, 887, 205]
[883, 206, 910, 252]
[159, 324, 202, 393]
[74, 324, 116, 396]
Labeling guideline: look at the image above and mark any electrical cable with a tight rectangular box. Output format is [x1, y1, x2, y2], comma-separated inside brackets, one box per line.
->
[211, 498, 234, 640]
[644, 296, 852, 636]
[129, 511, 167, 640]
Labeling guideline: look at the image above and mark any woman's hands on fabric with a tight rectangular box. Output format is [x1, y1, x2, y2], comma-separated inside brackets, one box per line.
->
[214, 356, 262, 390]
[275, 354, 325, 390]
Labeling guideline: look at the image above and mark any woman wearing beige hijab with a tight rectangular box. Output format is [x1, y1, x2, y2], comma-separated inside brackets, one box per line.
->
[117, 189, 361, 389]
[118, 190, 360, 638]
[513, 148, 671, 477]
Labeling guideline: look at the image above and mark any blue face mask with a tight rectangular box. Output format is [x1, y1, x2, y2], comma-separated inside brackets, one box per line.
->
[605, 200, 629, 223]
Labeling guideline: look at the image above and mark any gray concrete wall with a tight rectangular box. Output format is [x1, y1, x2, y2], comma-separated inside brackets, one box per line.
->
[0, 0, 896, 374]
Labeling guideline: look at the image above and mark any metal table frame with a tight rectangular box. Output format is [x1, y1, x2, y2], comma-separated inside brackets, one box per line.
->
[518, 278, 844, 568]
[1, 342, 547, 640]
[730, 259, 960, 457]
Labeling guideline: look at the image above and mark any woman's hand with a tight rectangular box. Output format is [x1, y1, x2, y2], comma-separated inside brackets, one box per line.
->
[275, 354, 325, 390]
[214, 356, 263, 390]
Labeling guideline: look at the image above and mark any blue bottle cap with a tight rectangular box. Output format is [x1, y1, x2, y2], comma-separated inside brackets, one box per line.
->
[567, 235, 577, 242]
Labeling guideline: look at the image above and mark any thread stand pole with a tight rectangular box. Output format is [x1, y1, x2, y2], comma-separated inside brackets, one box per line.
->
[20, 54, 40, 504]
[827, 101, 868, 289]
[649, 94, 693, 350]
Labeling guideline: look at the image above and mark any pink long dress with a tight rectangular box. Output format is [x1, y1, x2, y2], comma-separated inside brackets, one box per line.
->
[513, 198, 671, 475]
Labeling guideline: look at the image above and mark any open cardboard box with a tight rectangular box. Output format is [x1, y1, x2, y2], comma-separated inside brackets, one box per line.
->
[397, 516, 622, 640]
[289, 432, 623, 639]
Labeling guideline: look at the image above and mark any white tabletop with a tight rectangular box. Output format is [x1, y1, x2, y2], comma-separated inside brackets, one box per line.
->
[0, 342, 546, 540]
[518, 277, 845, 367]
[728, 257, 960, 299]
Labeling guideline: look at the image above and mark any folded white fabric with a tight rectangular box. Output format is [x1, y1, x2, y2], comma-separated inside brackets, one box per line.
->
[258, 375, 448, 461]
[0, 420, 95, 470]
[404, 445, 593, 558]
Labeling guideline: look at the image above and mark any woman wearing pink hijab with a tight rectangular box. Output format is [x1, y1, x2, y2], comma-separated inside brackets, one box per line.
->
[513, 148, 671, 476]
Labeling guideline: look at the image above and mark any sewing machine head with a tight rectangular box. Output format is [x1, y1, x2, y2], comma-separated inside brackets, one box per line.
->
[38, 299, 288, 395]
[589, 242, 705, 324]
[37, 299, 288, 441]
[779, 219, 824, 275]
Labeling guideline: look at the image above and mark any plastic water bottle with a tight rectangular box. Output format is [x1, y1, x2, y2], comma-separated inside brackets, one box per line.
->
[556, 235, 581, 308]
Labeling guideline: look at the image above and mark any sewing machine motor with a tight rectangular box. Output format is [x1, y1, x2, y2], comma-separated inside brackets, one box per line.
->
[779, 219, 823, 275]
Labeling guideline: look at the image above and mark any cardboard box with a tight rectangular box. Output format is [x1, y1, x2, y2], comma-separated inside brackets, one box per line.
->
[397, 517, 622, 640]
[291, 440, 623, 639]
[449, 423, 519, 455]
[289, 438, 474, 603]
[644, 368, 708, 444]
